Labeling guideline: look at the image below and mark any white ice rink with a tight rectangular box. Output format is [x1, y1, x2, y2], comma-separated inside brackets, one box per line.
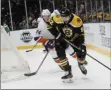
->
[1, 48, 111, 89]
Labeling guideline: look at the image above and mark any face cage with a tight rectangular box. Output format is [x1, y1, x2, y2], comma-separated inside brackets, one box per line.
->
[42, 15, 50, 22]
[62, 16, 70, 22]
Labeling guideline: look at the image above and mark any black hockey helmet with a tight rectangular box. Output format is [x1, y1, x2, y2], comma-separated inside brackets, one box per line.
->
[60, 7, 71, 17]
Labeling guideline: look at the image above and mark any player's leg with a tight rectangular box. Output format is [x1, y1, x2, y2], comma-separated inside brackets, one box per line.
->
[73, 42, 87, 75]
[65, 44, 77, 58]
[43, 40, 69, 71]
[76, 44, 87, 75]
[65, 43, 87, 65]
[73, 36, 87, 75]
[55, 40, 73, 82]
[49, 48, 64, 70]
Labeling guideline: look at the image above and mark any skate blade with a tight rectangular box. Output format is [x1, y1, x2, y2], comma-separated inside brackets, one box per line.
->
[62, 78, 73, 83]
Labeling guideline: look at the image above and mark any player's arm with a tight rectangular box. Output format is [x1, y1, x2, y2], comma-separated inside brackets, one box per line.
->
[70, 15, 85, 44]
[73, 15, 84, 35]
[34, 28, 48, 44]
[48, 16, 65, 40]
[47, 26, 59, 38]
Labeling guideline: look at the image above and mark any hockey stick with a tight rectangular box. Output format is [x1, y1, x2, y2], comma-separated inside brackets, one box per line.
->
[26, 42, 38, 52]
[64, 39, 111, 71]
[26, 29, 40, 52]
[24, 51, 49, 76]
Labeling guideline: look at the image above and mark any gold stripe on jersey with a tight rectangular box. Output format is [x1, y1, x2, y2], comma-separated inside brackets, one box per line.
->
[53, 15, 64, 24]
[60, 58, 68, 62]
[61, 63, 68, 67]
[69, 14, 83, 28]
[57, 61, 68, 66]
[56, 58, 68, 65]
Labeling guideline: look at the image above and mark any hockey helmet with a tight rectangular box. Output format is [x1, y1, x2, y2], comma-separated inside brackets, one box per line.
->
[41, 9, 51, 16]
[41, 9, 51, 22]
[60, 7, 71, 17]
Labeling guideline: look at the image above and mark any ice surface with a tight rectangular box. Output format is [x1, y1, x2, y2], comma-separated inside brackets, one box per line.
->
[1, 48, 111, 89]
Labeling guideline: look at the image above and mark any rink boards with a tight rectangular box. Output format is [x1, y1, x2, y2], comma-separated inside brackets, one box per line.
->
[10, 23, 111, 57]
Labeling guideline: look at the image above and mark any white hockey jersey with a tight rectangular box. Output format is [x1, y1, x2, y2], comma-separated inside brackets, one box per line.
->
[35, 18, 77, 61]
[36, 18, 55, 40]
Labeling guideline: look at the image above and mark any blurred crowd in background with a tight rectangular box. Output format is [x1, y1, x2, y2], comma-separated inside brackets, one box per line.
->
[1, 0, 111, 31]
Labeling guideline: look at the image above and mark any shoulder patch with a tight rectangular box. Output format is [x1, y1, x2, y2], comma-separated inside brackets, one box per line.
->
[53, 16, 63, 24]
[70, 14, 83, 27]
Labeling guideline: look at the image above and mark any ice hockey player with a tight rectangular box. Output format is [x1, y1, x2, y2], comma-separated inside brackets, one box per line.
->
[46, 8, 87, 75]
[34, 9, 55, 51]
[34, 9, 74, 82]
[54, 7, 87, 75]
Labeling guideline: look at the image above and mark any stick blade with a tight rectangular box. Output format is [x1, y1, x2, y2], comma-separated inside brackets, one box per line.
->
[26, 50, 32, 52]
[24, 72, 36, 76]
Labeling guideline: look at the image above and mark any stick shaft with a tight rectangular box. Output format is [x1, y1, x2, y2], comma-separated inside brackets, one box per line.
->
[64, 39, 111, 70]
[24, 51, 49, 76]
[26, 42, 38, 52]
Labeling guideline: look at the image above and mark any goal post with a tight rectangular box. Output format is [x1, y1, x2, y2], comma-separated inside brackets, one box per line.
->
[1, 26, 30, 83]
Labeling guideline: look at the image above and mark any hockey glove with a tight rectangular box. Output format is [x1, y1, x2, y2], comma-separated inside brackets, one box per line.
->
[34, 36, 40, 41]
[44, 40, 55, 49]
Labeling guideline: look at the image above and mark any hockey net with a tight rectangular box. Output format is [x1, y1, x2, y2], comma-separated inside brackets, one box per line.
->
[1, 26, 30, 83]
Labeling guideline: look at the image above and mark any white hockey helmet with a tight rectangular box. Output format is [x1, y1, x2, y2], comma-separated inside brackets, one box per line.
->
[41, 9, 51, 22]
[41, 9, 51, 16]
[51, 9, 60, 17]
[53, 9, 60, 15]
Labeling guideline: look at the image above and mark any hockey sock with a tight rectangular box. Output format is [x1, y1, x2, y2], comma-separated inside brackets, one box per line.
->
[55, 58, 70, 71]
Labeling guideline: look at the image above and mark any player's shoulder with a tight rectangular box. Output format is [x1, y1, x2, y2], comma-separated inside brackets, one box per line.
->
[70, 14, 83, 27]
[50, 15, 63, 25]
[37, 17, 42, 23]
[38, 18, 46, 29]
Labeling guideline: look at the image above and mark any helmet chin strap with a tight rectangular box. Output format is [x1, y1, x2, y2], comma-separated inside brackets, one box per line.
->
[43, 18, 48, 23]
[42, 15, 50, 22]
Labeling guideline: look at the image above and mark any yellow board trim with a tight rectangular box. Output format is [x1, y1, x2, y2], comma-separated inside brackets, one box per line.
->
[17, 44, 43, 50]
[16, 44, 110, 57]
[86, 44, 111, 57]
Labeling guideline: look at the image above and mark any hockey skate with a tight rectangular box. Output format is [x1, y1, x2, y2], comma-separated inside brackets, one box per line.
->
[78, 63, 87, 75]
[61, 66, 73, 83]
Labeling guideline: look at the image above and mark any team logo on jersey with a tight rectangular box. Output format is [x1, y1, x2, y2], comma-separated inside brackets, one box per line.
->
[63, 27, 73, 38]
[77, 18, 81, 23]
[20, 31, 33, 43]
